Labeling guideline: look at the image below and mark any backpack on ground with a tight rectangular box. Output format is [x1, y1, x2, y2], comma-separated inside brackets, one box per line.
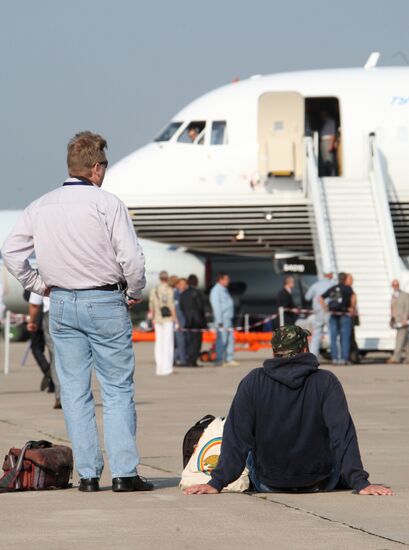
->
[180, 416, 249, 492]
[182, 414, 215, 468]
[0, 440, 73, 492]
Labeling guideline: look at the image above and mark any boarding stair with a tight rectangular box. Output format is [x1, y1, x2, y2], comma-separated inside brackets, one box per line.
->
[305, 136, 403, 350]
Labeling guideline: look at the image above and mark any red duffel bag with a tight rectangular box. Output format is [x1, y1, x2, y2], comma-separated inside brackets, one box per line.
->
[0, 440, 73, 492]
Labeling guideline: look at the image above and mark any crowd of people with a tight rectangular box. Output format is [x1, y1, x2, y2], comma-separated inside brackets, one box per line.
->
[280, 272, 409, 366]
[148, 271, 239, 376]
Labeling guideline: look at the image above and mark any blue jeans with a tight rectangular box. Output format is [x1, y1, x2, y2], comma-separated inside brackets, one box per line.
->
[174, 326, 187, 364]
[49, 288, 139, 479]
[246, 452, 340, 493]
[329, 315, 352, 362]
[216, 322, 234, 363]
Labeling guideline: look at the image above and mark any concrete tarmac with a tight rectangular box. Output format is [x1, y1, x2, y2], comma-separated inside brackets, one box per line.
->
[0, 342, 408, 550]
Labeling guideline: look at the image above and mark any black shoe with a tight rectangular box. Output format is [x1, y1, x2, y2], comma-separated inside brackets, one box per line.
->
[112, 475, 154, 492]
[78, 478, 100, 492]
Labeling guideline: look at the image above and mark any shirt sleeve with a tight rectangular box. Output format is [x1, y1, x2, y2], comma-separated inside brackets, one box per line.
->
[210, 286, 222, 325]
[149, 288, 155, 313]
[29, 292, 43, 305]
[321, 374, 370, 491]
[1, 207, 47, 295]
[208, 375, 256, 491]
[107, 200, 146, 299]
[321, 285, 333, 300]
[305, 283, 317, 302]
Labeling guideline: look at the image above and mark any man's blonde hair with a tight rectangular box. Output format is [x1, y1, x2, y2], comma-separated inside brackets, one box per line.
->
[67, 131, 107, 177]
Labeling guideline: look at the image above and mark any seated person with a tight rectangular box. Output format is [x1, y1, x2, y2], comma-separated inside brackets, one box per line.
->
[184, 326, 393, 496]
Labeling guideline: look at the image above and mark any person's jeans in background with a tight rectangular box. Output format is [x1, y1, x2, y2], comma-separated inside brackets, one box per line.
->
[215, 321, 234, 363]
[49, 288, 139, 480]
[329, 315, 352, 362]
[174, 325, 187, 365]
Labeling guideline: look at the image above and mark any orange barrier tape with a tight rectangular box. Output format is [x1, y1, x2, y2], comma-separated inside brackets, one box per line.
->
[132, 329, 273, 345]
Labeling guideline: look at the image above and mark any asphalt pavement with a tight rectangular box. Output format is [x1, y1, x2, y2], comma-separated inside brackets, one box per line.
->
[0, 341, 408, 550]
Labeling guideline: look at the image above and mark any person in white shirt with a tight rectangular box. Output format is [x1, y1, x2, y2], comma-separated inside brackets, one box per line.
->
[149, 271, 176, 376]
[305, 273, 334, 358]
[28, 293, 61, 409]
[2, 131, 153, 493]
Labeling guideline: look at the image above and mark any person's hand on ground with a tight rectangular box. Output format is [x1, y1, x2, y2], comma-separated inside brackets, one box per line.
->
[183, 483, 219, 495]
[358, 484, 394, 495]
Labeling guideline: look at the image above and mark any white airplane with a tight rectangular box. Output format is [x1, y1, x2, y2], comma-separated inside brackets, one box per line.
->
[103, 55, 409, 350]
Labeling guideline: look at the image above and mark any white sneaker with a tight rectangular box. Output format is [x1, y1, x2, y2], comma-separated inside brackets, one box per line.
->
[224, 360, 240, 367]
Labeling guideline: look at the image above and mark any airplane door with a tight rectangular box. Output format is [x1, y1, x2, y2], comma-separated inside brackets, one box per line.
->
[258, 92, 304, 180]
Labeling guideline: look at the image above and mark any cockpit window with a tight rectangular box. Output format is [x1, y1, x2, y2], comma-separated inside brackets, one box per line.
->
[211, 121, 227, 145]
[154, 122, 183, 142]
[177, 121, 206, 144]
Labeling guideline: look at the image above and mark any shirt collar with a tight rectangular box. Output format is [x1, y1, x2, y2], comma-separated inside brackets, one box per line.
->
[63, 177, 96, 187]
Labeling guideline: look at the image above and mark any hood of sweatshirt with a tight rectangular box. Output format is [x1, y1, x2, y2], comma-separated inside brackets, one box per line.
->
[263, 352, 319, 389]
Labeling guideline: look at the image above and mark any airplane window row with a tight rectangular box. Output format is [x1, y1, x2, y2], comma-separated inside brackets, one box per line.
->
[154, 121, 227, 145]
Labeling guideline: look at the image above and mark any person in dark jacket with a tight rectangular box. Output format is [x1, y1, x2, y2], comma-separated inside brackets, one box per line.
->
[184, 326, 393, 496]
[276, 275, 297, 325]
[179, 274, 207, 366]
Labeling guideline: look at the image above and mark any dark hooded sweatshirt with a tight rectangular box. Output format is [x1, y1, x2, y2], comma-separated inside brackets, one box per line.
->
[208, 353, 369, 492]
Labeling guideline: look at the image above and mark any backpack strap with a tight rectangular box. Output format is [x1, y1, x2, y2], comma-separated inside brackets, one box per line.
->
[0, 441, 46, 493]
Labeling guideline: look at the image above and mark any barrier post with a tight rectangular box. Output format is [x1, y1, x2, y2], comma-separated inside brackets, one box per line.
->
[278, 307, 284, 327]
[4, 310, 11, 375]
[244, 314, 250, 333]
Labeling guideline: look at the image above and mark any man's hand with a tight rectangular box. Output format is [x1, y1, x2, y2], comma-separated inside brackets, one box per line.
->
[126, 297, 143, 309]
[44, 287, 51, 297]
[27, 321, 38, 332]
[183, 483, 219, 495]
[358, 484, 394, 496]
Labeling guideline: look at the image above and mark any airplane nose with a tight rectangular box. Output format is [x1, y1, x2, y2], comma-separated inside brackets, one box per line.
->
[103, 143, 164, 200]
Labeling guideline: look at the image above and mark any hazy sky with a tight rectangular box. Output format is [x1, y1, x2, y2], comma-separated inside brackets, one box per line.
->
[1, 0, 408, 208]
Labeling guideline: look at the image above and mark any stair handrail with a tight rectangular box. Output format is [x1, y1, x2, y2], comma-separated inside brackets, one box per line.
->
[304, 137, 336, 276]
[369, 135, 400, 280]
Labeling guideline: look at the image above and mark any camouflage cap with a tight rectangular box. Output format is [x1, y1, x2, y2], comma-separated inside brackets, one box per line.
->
[271, 325, 311, 357]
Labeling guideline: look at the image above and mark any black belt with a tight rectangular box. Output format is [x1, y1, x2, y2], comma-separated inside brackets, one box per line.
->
[77, 282, 127, 292]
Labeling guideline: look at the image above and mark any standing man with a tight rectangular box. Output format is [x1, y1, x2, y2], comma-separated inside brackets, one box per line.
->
[276, 275, 297, 326]
[149, 270, 176, 376]
[345, 273, 360, 364]
[174, 277, 188, 366]
[25, 291, 54, 392]
[28, 292, 61, 409]
[2, 131, 153, 493]
[320, 272, 356, 365]
[305, 272, 333, 358]
[180, 274, 207, 367]
[388, 279, 409, 364]
[319, 110, 338, 176]
[210, 273, 239, 367]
